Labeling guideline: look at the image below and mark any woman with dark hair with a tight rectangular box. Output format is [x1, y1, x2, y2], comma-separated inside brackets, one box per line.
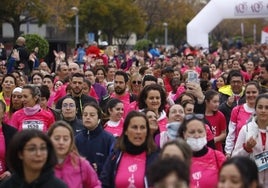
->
[82, 79, 99, 102]
[178, 114, 226, 187]
[148, 157, 190, 188]
[95, 67, 107, 88]
[31, 72, 43, 86]
[75, 102, 115, 176]
[60, 97, 84, 135]
[48, 121, 101, 188]
[0, 129, 67, 188]
[103, 98, 124, 137]
[218, 156, 261, 188]
[43, 75, 55, 108]
[10, 85, 55, 132]
[0, 74, 17, 112]
[175, 92, 196, 105]
[160, 138, 192, 167]
[175, 90, 206, 114]
[100, 111, 158, 188]
[204, 90, 226, 152]
[225, 81, 260, 157]
[144, 109, 159, 139]
[214, 74, 227, 91]
[232, 94, 268, 187]
[139, 84, 168, 132]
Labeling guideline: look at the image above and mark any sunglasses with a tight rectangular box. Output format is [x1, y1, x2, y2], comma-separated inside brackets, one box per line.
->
[184, 113, 204, 121]
[132, 81, 141, 85]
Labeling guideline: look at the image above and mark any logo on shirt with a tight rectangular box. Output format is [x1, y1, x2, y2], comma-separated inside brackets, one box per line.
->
[128, 164, 137, 188]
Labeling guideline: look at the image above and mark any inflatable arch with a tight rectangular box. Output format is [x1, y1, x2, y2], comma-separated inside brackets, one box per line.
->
[187, 0, 268, 48]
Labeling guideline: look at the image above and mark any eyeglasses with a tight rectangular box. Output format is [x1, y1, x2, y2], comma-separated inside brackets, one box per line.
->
[184, 113, 204, 120]
[62, 103, 76, 108]
[132, 81, 142, 85]
[24, 146, 47, 155]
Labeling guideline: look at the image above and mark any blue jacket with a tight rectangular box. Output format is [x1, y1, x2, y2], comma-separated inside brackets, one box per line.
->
[75, 125, 115, 176]
[100, 149, 159, 188]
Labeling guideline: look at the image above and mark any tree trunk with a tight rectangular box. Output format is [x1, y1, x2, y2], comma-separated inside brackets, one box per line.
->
[12, 16, 22, 43]
[107, 32, 113, 45]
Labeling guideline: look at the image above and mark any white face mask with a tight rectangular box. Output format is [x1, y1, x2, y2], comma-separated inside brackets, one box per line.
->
[186, 137, 207, 152]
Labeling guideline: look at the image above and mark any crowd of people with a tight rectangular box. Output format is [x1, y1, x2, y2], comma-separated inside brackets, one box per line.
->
[0, 36, 267, 187]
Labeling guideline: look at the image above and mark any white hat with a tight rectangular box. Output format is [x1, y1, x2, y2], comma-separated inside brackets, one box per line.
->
[12, 87, 22, 94]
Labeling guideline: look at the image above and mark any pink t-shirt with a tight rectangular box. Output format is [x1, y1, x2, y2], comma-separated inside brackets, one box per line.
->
[110, 92, 132, 118]
[0, 127, 6, 175]
[190, 148, 226, 188]
[115, 152, 146, 188]
[230, 104, 253, 138]
[10, 109, 55, 132]
[205, 111, 226, 152]
[104, 118, 124, 137]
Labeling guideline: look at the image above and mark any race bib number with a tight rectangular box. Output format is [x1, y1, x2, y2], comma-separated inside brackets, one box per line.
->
[254, 150, 268, 172]
[22, 120, 44, 131]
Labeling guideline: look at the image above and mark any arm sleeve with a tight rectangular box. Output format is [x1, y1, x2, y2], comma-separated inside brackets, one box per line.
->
[225, 121, 236, 154]
[7, 57, 16, 74]
[82, 158, 102, 188]
[99, 153, 114, 188]
[232, 126, 250, 157]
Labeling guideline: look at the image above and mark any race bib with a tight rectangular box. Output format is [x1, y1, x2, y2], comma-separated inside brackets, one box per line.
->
[254, 150, 268, 172]
[22, 120, 44, 131]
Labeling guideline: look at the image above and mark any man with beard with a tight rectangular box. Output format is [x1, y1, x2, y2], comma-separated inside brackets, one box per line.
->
[100, 71, 136, 116]
[56, 72, 97, 119]
[259, 61, 268, 93]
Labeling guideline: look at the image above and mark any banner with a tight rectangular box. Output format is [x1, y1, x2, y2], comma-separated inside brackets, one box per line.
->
[187, 0, 268, 48]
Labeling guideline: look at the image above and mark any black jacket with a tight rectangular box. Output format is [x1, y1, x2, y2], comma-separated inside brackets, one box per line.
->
[62, 117, 84, 136]
[2, 123, 17, 150]
[0, 170, 67, 188]
[2, 123, 17, 172]
[219, 93, 246, 127]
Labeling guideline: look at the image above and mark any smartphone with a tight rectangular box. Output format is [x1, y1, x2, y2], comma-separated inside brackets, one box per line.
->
[187, 71, 199, 83]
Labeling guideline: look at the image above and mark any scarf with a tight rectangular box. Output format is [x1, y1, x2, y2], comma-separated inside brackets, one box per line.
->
[124, 136, 147, 155]
[23, 104, 41, 116]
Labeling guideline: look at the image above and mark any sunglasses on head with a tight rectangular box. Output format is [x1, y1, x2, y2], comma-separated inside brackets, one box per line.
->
[132, 81, 141, 85]
[184, 113, 204, 121]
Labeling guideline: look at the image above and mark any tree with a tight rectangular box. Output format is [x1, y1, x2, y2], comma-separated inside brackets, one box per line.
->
[0, 0, 79, 41]
[79, 0, 145, 45]
[135, 0, 195, 46]
[45, 0, 80, 30]
[134, 39, 152, 50]
[0, 0, 48, 41]
[23, 34, 49, 59]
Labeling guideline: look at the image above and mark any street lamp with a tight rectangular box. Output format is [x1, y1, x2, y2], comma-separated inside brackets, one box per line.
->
[163, 22, 168, 49]
[71, 7, 79, 46]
